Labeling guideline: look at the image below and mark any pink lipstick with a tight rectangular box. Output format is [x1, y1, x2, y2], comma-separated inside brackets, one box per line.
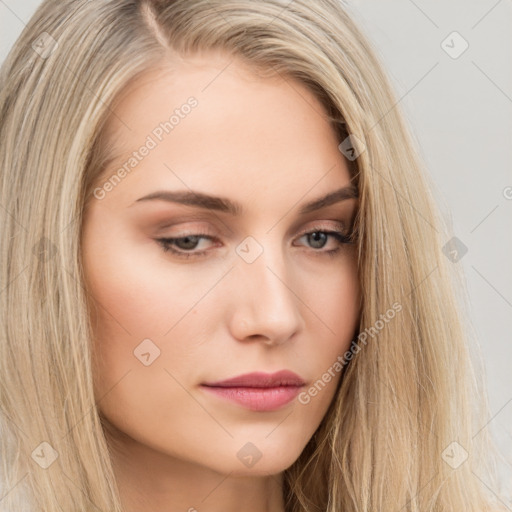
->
[201, 370, 305, 412]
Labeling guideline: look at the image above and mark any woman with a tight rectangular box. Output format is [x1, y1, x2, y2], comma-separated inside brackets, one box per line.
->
[0, 0, 504, 511]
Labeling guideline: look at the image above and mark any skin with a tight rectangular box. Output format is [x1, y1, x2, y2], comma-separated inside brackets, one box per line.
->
[81, 50, 361, 512]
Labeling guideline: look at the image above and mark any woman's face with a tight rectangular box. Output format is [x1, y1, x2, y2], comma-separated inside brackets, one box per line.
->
[81, 51, 360, 478]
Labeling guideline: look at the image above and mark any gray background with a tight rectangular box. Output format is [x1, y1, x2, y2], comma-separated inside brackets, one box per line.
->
[1, 0, 511, 502]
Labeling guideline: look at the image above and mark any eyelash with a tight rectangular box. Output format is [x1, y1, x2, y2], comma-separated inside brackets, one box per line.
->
[155, 225, 355, 260]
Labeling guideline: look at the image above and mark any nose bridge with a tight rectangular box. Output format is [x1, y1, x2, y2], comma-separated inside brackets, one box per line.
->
[229, 234, 303, 342]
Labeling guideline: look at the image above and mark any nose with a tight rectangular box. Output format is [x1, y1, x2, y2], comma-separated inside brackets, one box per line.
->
[227, 243, 304, 346]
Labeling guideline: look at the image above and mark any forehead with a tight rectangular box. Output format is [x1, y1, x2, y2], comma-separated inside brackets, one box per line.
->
[104, 51, 341, 150]
[94, 51, 352, 211]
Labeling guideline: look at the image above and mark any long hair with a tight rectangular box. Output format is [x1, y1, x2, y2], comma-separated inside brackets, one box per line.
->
[0, 0, 503, 510]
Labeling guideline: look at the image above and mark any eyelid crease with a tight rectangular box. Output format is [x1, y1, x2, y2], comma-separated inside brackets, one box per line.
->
[157, 219, 350, 239]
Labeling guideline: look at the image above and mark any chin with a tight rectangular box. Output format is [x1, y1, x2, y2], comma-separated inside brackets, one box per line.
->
[208, 445, 305, 477]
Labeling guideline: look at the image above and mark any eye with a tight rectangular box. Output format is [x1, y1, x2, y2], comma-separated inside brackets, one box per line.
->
[156, 233, 215, 259]
[155, 224, 356, 260]
[294, 225, 354, 257]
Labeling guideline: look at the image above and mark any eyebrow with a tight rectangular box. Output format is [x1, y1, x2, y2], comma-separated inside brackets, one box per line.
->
[130, 184, 358, 215]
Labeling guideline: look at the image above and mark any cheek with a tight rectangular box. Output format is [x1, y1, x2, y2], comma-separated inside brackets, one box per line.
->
[82, 209, 212, 341]
[297, 252, 360, 395]
[304, 251, 360, 343]
[82, 226, 216, 445]
[81, 209, 217, 399]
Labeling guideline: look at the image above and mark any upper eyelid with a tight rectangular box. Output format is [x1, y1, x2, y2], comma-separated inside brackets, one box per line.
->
[149, 201, 357, 227]
[157, 220, 350, 238]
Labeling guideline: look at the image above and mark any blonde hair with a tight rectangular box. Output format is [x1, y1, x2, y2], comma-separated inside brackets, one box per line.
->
[0, 0, 505, 510]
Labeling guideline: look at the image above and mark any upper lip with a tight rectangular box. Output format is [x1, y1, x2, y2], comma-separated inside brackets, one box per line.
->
[202, 370, 305, 388]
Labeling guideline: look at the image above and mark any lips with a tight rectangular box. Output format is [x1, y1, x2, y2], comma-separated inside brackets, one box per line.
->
[201, 370, 306, 388]
[200, 370, 306, 412]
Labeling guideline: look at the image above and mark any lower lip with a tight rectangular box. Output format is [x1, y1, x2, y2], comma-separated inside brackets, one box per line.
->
[200, 385, 303, 411]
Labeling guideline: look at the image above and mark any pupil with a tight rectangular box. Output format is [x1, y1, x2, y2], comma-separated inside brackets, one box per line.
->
[309, 232, 327, 249]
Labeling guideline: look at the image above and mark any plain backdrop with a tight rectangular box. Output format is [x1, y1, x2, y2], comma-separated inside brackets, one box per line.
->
[1, 0, 511, 501]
